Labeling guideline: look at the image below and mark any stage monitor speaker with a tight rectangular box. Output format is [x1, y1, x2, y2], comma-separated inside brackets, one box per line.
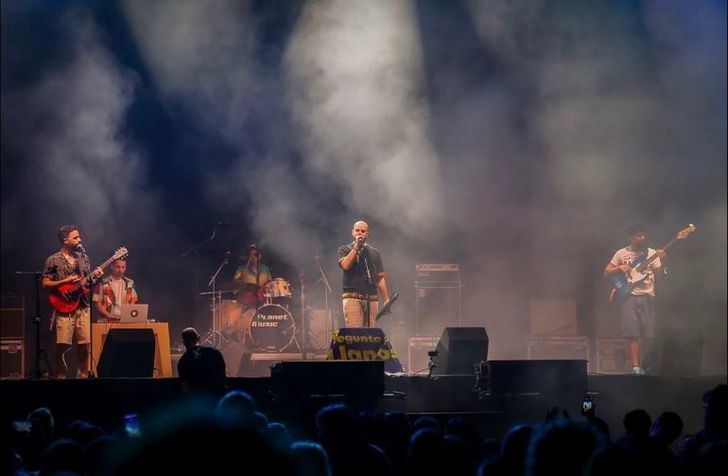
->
[655, 328, 702, 376]
[271, 360, 384, 409]
[487, 359, 587, 396]
[97, 328, 155, 378]
[431, 327, 488, 376]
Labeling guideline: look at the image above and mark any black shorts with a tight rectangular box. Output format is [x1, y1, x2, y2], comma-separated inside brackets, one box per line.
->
[620, 294, 655, 338]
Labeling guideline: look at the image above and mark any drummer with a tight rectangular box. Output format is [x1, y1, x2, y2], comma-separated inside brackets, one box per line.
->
[232, 244, 272, 312]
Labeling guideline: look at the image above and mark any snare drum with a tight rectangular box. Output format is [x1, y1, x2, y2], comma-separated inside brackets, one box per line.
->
[249, 304, 296, 352]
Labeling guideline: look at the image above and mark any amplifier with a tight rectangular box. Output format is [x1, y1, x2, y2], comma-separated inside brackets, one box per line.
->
[415, 286, 461, 337]
[415, 263, 461, 283]
[596, 338, 631, 374]
[1, 295, 25, 339]
[1, 340, 25, 379]
[408, 336, 440, 375]
[529, 298, 578, 336]
[415, 264, 461, 337]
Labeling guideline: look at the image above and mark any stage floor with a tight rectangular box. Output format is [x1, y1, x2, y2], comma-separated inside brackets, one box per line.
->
[2, 373, 724, 440]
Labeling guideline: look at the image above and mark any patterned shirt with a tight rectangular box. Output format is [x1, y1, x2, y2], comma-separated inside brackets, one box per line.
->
[43, 251, 91, 308]
[93, 276, 139, 319]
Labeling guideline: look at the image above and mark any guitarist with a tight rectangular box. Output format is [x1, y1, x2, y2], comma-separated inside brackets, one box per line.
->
[603, 223, 667, 375]
[337, 220, 390, 327]
[42, 225, 103, 378]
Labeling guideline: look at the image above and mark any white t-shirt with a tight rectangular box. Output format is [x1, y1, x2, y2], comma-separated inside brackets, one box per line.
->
[610, 246, 662, 296]
[109, 277, 125, 316]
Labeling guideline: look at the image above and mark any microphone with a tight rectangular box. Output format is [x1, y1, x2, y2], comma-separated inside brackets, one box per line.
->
[76, 244, 87, 255]
[217, 220, 231, 226]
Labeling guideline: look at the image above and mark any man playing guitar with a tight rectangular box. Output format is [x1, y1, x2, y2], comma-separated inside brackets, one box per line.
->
[42, 225, 103, 378]
[603, 223, 666, 375]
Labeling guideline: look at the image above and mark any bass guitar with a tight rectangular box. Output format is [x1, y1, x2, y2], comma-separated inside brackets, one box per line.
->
[375, 292, 399, 321]
[49, 247, 129, 313]
[608, 225, 695, 303]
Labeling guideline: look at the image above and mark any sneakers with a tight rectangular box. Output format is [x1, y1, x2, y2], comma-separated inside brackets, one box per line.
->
[632, 366, 645, 375]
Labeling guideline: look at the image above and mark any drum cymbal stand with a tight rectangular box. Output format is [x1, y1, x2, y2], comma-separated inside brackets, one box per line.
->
[200, 252, 231, 349]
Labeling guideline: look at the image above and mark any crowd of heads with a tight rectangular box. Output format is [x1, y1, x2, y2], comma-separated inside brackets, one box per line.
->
[4, 383, 726, 476]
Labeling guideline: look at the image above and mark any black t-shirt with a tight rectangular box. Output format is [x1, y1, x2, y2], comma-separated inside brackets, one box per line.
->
[177, 345, 227, 393]
[337, 243, 385, 295]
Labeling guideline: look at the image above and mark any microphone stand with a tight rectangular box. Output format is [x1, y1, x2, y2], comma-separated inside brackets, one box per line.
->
[180, 223, 220, 258]
[201, 252, 231, 349]
[181, 222, 221, 350]
[300, 270, 307, 359]
[71, 248, 96, 378]
[15, 271, 52, 378]
[315, 259, 333, 343]
[363, 251, 372, 328]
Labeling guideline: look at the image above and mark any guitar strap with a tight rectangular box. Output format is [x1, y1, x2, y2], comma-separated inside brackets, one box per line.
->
[630, 249, 647, 268]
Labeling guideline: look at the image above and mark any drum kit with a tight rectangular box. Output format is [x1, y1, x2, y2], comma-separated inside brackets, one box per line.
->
[200, 252, 332, 353]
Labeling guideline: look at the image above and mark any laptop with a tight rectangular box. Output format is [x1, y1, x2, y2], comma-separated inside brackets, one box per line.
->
[119, 304, 149, 323]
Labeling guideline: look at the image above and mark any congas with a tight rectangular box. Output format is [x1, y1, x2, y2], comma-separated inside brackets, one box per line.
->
[249, 304, 296, 352]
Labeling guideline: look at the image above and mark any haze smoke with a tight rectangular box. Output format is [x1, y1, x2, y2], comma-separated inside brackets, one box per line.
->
[1, 9, 159, 248]
[118, 0, 724, 367]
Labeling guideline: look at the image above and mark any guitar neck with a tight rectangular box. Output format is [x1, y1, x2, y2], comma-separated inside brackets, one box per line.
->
[96, 255, 119, 272]
[642, 237, 677, 266]
[84, 252, 124, 282]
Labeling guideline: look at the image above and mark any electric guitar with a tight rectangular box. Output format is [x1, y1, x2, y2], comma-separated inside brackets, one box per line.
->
[608, 225, 695, 303]
[49, 247, 129, 313]
[375, 292, 399, 321]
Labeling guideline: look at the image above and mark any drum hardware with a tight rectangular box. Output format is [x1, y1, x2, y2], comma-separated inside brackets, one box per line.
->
[199, 251, 233, 349]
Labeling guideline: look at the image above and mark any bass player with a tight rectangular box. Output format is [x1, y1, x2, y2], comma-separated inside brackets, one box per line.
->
[603, 223, 666, 375]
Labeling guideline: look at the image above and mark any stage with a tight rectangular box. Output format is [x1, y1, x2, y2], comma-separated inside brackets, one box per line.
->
[2, 372, 724, 440]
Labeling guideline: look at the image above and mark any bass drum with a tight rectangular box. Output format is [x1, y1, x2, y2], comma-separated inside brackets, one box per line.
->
[249, 304, 296, 352]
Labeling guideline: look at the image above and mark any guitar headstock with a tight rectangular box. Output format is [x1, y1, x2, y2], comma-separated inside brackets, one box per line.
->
[676, 224, 696, 240]
[113, 246, 129, 261]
